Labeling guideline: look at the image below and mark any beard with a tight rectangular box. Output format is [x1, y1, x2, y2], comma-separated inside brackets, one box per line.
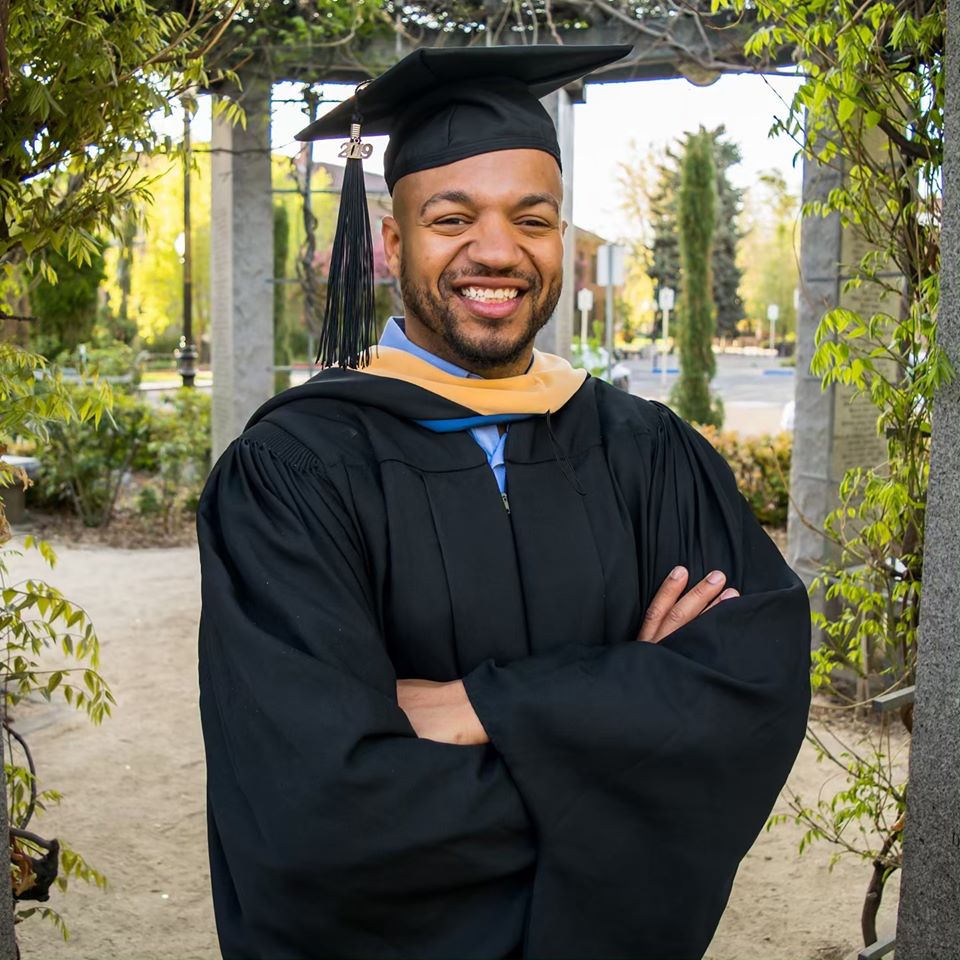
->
[399, 260, 562, 371]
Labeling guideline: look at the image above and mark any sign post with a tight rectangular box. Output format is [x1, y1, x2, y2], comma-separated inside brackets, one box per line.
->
[767, 303, 780, 352]
[657, 286, 676, 390]
[597, 244, 627, 382]
[576, 287, 595, 346]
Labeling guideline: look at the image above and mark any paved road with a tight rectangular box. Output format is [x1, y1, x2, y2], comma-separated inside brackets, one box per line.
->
[625, 351, 795, 402]
[623, 352, 796, 435]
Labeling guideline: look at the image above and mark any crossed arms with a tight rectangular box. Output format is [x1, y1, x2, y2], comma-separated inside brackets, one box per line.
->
[398, 566, 740, 744]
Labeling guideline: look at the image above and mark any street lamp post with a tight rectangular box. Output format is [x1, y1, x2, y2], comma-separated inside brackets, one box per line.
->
[175, 94, 198, 388]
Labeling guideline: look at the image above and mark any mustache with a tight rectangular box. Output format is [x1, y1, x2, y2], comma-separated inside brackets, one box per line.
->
[440, 265, 540, 289]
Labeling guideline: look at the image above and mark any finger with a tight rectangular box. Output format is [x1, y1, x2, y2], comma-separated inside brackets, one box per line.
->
[654, 570, 727, 642]
[637, 566, 688, 642]
[705, 587, 740, 612]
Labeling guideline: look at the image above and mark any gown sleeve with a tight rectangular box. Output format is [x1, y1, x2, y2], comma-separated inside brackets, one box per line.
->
[462, 405, 812, 960]
[197, 429, 535, 960]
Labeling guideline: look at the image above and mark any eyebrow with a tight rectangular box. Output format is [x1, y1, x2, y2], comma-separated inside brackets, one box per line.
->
[418, 190, 561, 218]
[419, 191, 473, 217]
[516, 193, 560, 214]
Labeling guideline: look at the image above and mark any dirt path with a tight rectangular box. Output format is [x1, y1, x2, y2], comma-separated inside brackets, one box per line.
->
[9, 542, 902, 960]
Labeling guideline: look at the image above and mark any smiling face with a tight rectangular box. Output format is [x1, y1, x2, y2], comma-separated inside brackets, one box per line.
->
[382, 149, 565, 378]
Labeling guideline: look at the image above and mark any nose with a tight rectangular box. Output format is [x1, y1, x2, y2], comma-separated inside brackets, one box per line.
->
[466, 213, 523, 272]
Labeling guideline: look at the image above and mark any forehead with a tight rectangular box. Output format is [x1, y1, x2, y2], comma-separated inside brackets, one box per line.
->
[394, 148, 563, 211]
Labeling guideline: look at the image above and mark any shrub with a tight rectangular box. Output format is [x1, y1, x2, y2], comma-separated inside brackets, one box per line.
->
[31, 387, 211, 528]
[136, 484, 163, 517]
[143, 389, 212, 529]
[74, 340, 142, 388]
[698, 427, 792, 528]
[40, 386, 152, 527]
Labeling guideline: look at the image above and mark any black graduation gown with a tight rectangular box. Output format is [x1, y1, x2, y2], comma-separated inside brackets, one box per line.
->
[197, 370, 811, 960]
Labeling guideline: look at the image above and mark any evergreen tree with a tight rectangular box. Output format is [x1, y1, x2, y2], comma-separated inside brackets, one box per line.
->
[710, 135, 746, 338]
[646, 147, 681, 337]
[646, 128, 745, 338]
[30, 246, 106, 359]
[671, 129, 722, 427]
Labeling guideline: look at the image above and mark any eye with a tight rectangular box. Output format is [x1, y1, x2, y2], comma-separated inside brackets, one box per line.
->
[434, 216, 470, 226]
[518, 217, 552, 229]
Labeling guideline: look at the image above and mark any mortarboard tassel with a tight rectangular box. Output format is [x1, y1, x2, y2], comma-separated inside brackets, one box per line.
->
[317, 115, 376, 368]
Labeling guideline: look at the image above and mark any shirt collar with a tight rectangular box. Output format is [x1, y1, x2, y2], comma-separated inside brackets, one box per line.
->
[378, 317, 481, 380]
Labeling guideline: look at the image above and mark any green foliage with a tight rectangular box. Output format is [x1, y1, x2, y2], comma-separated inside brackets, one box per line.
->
[641, 128, 745, 340]
[388, 1, 593, 39]
[1, 344, 113, 931]
[31, 381, 211, 528]
[739, 170, 800, 341]
[0, 0, 263, 936]
[41, 387, 152, 528]
[769, 720, 906, 881]
[136, 483, 163, 518]
[570, 321, 613, 380]
[227, 0, 389, 67]
[710, 143, 747, 340]
[671, 129, 723, 427]
[102, 150, 212, 348]
[0, 0, 243, 290]
[2, 540, 113, 931]
[29, 246, 107, 360]
[713, 0, 948, 933]
[108, 203, 141, 347]
[807, 292, 944, 707]
[74, 341, 143, 387]
[139, 390, 212, 530]
[1, 547, 114, 723]
[0, 343, 112, 523]
[698, 428, 791, 527]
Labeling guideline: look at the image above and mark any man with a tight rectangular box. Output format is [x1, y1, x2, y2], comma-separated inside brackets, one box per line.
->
[198, 45, 810, 960]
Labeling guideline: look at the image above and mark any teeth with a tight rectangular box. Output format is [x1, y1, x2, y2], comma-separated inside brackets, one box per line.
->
[461, 286, 519, 302]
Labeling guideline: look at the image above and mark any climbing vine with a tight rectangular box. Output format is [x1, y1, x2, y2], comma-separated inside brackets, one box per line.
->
[714, 0, 948, 945]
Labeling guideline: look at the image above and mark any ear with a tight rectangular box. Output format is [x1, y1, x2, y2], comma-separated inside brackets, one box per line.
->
[560, 219, 568, 238]
[382, 216, 402, 280]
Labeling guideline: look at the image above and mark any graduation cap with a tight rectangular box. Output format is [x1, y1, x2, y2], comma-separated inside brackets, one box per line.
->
[295, 44, 632, 369]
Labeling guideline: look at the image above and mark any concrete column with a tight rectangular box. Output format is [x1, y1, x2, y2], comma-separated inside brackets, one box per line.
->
[787, 126, 896, 584]
[786, 140, 841, 582]
[537, 86, 577, 360]
[210, 73, 275, 461]
[896, 0, 960, 951]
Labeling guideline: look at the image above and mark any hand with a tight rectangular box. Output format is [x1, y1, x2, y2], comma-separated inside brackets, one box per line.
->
[637, 566, 739, 644]
[396, 678, 489, 745]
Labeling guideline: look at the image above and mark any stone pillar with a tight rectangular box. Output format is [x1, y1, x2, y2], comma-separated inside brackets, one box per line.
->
[787, 127, 897, 584]
[787, 144, 841, 582]
[537, 86, 577, 360]
[210, 73, 275, 461]
[896, 0, 960, 951]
